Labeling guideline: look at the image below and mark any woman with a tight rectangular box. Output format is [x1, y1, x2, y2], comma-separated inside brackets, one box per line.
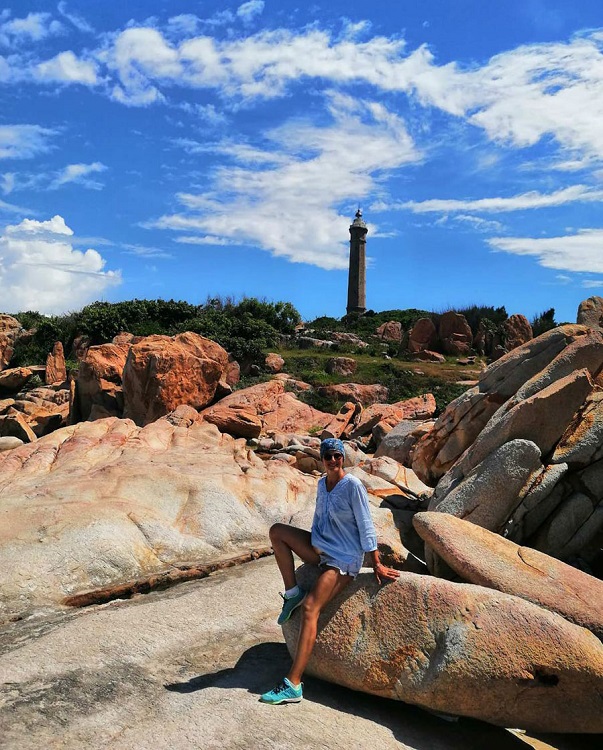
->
[260, 437, 400, 705]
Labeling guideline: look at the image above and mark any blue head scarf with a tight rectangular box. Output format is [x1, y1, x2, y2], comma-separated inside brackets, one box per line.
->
[320, 437, 345, 458]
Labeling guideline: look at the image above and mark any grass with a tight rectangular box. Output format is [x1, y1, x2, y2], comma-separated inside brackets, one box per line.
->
[278, 349, 481, 415]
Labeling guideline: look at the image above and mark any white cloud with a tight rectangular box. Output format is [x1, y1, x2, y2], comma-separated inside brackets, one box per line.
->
[122, 243, 173, 259]
[51, 162, 107, 190]
[108, 27, 181, 105]
[167, 14, 201, 37]
[0, 12, 63, 46]
[384, 185, 603, 214]
[0, 215, 121, 314]
[153, 95, 421, 269]
[435, 214, 505, 232]
[91, 24, 603, 167]
[582, 278, 603, 288]
[0, 125, 56, 160]
[57, 2, 94, 33]
[236, 1, 265, 23]
[1, 172, 15, 195]
[36, 50, 98, 85]
[488, 229, 603, 274]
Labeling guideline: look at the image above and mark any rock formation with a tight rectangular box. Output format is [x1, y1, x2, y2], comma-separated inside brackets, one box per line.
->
[283, 566, 603, 733]
[122, 332, 229, 425]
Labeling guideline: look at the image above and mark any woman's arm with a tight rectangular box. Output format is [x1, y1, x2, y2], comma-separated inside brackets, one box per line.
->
[349, 479, 400, 584]
[368, 549, 400, 584]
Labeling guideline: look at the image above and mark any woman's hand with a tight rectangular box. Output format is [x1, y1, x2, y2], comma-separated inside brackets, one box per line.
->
[373, 561, 400, 584]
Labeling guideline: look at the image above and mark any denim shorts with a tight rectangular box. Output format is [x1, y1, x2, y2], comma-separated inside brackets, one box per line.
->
[318, 552, 363, 578]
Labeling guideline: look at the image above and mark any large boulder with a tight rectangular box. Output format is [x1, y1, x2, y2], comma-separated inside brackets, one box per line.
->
[502, 314, 532, 350]
[407, 318, 437, 354]
[0, 413, 317, 620]
[577, 295, 603, 328]
[412, 325, 598, 485]
[317, 383, 389, 407]
[201, 380, 331, 437]
[122, 333, 229, 426]
[0, 314, 23, 370]
[76, 342, 130, 421]
[0, 367, 33, 392]
[347, 394, 436, 440]
[0, 410, 407, 621]
[438, 312, 473, 356]
[413, 511, 603, 640]
[283, 567, 603, 733]
[325, 357, 357, 377]
[375, 321, 402, 343]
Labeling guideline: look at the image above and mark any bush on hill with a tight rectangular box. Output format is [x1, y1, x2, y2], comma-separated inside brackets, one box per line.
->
[9, 297, 301, 366]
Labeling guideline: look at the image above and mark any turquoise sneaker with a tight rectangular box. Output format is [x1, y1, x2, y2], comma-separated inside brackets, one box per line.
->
[277, 588, 306, 625]
[260, 678, 303, 704]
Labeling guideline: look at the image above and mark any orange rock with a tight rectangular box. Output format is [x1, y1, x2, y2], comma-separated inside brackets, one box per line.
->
[284, 566, 603, 733]
[438, 311, 473, 355]
[375, 321, 402, 342]
[413, 511, 603, 640]
[0, 367, 33, 391]
[317, 383, 388, 407]
[202, 405, 263, 439]
[264, 353, 285, 373]
[348, 394, 436, 439]
[45, 341, 67, 385]
[0, 410, 37, 442]
[76, 342, 130, 421]
[320, 401, 360, 440]
[503, 314, 532, 350]
[325, 357, 357, 377]
[408, 317, 437, 353]
[122, 333, 229, 426]
[201, 380, 330, 437]
[225, 357, 240, 386]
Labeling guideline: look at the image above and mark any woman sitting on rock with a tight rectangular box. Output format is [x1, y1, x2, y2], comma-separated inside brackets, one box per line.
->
[260, 437, 400, 705]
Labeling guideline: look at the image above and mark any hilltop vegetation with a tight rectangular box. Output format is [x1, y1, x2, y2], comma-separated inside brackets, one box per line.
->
[10, 297, 301, 367]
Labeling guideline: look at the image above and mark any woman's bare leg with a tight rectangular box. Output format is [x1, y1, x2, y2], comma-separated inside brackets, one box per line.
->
[287, 568, 352, 685]
[269, 523, 320, 591]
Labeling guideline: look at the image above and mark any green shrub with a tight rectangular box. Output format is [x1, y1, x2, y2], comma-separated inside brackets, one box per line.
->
[531, 308, 557, 338]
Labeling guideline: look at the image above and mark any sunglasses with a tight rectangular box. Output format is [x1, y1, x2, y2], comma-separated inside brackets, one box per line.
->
[323, 452, 343, 461]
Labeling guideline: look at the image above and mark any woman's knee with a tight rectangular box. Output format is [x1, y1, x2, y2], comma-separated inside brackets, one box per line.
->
[269, 522, 287, 542]
[301, 595, 321, 619]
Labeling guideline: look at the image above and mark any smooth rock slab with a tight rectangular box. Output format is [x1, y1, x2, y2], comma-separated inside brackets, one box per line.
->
[283, 567, 603, 733]
[413, 511, 603, 640]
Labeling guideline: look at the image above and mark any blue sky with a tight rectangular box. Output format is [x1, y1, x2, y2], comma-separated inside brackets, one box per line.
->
[1, 1, 603, 323]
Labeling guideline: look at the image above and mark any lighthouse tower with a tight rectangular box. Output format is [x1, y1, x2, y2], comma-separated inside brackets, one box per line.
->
[346, 208, 367, 315]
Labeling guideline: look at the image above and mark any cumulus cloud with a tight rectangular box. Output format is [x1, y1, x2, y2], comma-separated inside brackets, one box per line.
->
[153, 95, 421, 269]
[0, 12, 63, 46]
[0, 125, 56, 160]
[50, 162, 107, 189]
[488, 229, 603, 274]
[91, 24, 603, 167]
[0, 215, 121, 314]
[379, 185, 603, 214]
[36, 50, 98, 85]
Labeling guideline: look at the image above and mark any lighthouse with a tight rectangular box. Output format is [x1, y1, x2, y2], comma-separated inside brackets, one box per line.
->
[346, 208, 367, 315]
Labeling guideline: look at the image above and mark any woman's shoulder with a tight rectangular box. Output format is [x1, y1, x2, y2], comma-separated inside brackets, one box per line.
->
[341, 472, 364, 489]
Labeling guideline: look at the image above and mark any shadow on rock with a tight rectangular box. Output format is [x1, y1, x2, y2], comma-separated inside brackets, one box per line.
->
[165, 642, 290, 695]
[163, 641, 598, 750]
